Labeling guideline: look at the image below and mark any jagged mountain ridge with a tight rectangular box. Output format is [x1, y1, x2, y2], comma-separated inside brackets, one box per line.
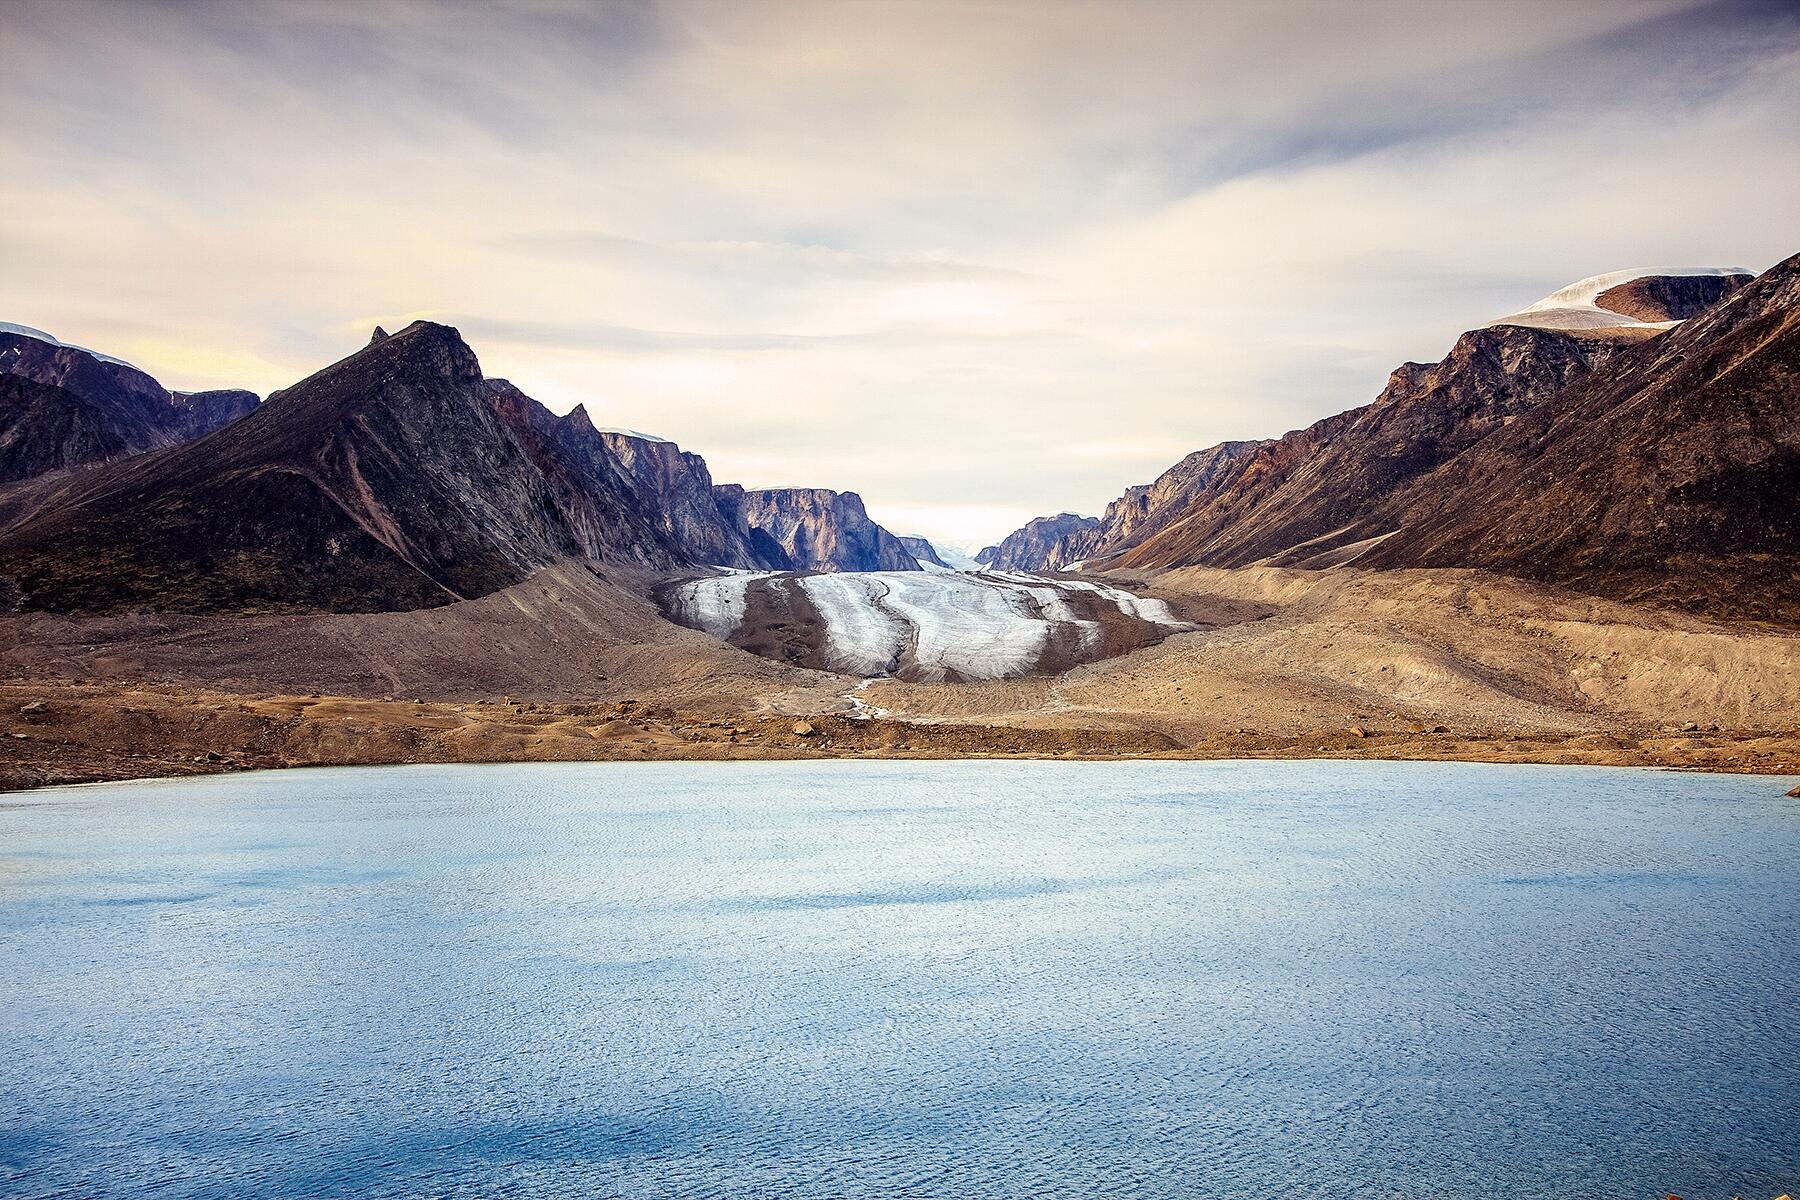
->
[0, 321, 587, 613]
[0, 323, 258, 482]
[990, 263, 1792, 624]
[979, 512, 1100, 572]
[715, 486, 919, 573]
[1356, 254, 1800, 622]
[0, 321, 922, 614]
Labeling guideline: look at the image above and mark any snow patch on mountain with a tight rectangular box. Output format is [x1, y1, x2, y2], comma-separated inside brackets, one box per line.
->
[1489, 267, 1753, 331]
[0, 321, 140, 369]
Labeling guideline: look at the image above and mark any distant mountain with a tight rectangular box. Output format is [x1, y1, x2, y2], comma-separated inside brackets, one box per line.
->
[976, 512, 1099, 572]
[1357, 254, 1800, 623]
[1109, 321, 1649, 570]
[0, 322, 258, 482]
[898, 535, 953, 570]
[714, 486, 920, 573]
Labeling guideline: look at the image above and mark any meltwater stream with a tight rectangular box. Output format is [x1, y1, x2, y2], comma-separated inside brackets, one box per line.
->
[1, 761, 1796, 1199]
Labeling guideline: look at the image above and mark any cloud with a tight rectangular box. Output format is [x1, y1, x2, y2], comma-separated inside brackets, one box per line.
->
[1, 0, 1797, 547]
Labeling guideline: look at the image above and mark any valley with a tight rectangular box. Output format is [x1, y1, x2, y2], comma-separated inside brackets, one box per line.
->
[1, 261, 1796, 791]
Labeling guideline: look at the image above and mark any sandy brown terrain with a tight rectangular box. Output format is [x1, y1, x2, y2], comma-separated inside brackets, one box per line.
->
[2, 560, 1796, 792]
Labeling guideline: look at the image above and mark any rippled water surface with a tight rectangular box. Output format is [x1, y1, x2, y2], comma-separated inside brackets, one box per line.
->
[2, 761, 1796, 1198]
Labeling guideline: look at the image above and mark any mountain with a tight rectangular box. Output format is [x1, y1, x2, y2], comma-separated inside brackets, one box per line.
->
[0, 319, 930, 614]
[714, 486, 920, 572]
[1108, 321, 1653, 571]
[1067, 262, 1792, 623]
[0, 322, 258, 481]
[0, 374, 128, 485]
[1037, 441, 1268, 571]
[898, 535, 954, 570]
[594, 425, 785, 569]
[0, 321, 591, 613]
[976, 511, 1100, 572]
[1356, 254, 1800, 623]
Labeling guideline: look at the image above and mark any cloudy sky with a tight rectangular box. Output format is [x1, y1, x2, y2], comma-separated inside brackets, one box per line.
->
[4, 0, 1798, 549]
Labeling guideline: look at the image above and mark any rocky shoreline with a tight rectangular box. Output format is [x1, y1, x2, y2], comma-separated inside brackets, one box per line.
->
[4, 679, 1796, 795]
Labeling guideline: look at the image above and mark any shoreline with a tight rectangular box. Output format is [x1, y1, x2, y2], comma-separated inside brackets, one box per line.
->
[5, 678, 1796, 794]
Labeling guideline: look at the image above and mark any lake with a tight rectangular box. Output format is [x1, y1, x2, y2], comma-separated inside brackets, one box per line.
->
[1, 760, 1795, 1198]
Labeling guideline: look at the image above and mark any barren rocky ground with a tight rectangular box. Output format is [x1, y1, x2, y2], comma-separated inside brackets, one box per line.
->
[2, 562, 1796, 792]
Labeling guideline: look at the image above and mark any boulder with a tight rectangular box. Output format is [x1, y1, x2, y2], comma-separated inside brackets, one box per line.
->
[792, 721, 816, 737]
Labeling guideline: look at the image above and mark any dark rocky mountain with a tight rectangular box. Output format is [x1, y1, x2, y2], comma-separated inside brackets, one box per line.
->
[0, 321, 589, 613]
[1108, 322, 1650, 571]
[0, 324, 258, 481]
[1356, 254, 1800, 623]
[1051, 261, 1794, 623]
[482, 382, 685, 569]
[593, 425, 785, 569]
[897, 535, 952, 569]
[0, 374, 128, 485]
[714, 486, 920, 573]
[979, 512, 1100, 572]
[1591, 273, 1750, 324]
[0, 319, 925, 614]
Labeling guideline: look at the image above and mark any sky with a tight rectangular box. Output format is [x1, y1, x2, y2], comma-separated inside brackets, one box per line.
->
[4, 0, 1799, 551]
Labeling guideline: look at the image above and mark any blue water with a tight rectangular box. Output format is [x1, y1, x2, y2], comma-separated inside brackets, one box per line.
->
[1, 760, 1796, 1199]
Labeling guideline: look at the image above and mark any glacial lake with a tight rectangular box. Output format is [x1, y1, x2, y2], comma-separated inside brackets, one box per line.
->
[1, 760, 1796, 1199]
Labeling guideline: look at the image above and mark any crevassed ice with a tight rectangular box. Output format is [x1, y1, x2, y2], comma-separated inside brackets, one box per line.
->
[682, 569, 1187, 682]
[798, 574, 908, 676]
[671, 572, 771, 640]
[987, 572, 1185, 627]
[878, 573, 1052, 679]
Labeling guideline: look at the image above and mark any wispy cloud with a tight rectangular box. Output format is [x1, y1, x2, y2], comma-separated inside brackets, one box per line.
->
[2, 0, 1797, 545]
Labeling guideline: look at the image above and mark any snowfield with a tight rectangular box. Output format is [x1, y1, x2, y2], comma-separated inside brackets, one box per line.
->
[1487, 266, 1752, 331]
[668, 569, 1188, 682]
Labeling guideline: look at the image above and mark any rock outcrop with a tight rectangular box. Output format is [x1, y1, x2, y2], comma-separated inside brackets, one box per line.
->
[0, 323, 259, 482]
[978, 512, 1099, 572]
[897, 535, 953, 570]
[714, 486, 920, 573]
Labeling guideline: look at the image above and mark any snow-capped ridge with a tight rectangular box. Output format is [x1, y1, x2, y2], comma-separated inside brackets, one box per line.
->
[0, 321, 140, 369]
[1489, 266, 1753, 332]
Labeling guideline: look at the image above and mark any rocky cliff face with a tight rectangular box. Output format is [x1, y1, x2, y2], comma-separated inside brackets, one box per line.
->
[1358, 254, 1800, 623]
[592, 425, 784, 569]
[1065, 263, 1789, 622]
[0, 324, 258, 481]
[897, 535, 952, 569]
[483, 382, 684, 569]
[1113, 322, 1645, 570]
[979, 512, 1100, 572]
[715, 486, 920, 573]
